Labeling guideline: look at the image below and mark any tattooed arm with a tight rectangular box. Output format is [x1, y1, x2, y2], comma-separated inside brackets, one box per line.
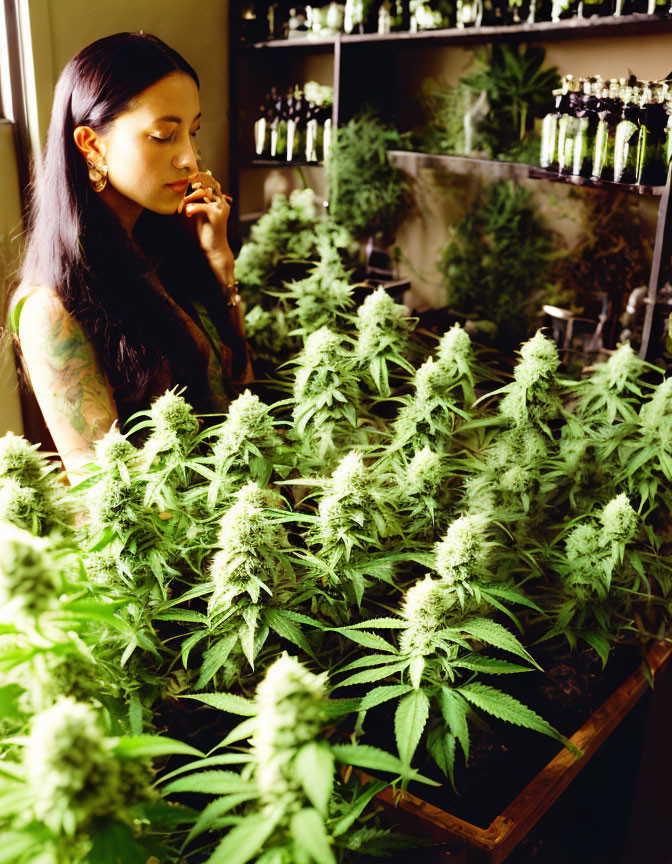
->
[18, 288, 118, 483]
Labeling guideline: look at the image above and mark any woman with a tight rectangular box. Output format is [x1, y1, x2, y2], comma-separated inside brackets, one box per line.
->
[8, 32, 249, 481]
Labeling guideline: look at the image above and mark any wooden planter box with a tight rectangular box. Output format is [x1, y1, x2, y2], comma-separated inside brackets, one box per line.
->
[375, 641, 672, 864]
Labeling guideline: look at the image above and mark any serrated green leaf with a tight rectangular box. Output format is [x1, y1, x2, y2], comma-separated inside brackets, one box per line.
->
[182, 693, 256, 715]
[163, 770, 256, 796]
[439, 688, 470, 762]
[158, 754, 252, 785]
[291, 808, 337, 864]
[265, 608, 317, 660]
[205, 811, 281, 864]
[335, 628, 398, 653]
[295, 742, 335, 817]
[337, 660, 409, 688]
[113, 735, 202, 760]
[458, 618, 540, 669]
[359, 684, 414, 711]
[331, 744, 438, 785]
[183, 793, 258, 847]
[453, 656, 533, 675]
[395, 690, 430, 765]
[457, 682, 580, 756]
[196, 634, 238, 690]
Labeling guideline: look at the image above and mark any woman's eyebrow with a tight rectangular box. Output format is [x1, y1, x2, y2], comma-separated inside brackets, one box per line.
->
[155, 112, 202, 123]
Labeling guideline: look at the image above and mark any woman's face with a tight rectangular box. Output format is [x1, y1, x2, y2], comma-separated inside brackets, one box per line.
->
[95, 71, 201, 220]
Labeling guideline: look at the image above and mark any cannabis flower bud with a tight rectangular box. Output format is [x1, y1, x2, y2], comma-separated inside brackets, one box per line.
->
[405, 447, 443, 496]
[147, 389, 199, 453]
[94, 426, 137, 482]
[399, 575, 457, 655]
[329, 451, 368, 502]
[640, 378, 672, 450]
[25, 698, 152, 835]
[434, 515, 489, 585]
[414, 358, 447, 408]
[517, 331, 561, 377]
[0, 521, 57, 621]
[288, 188, 317, 222]
[252, 654, 328, 803]
[0, 433, 45, 486]
[565, 523, 599, 563]
[356, 288, 410, 360]
[210, 483, 288, 611]
[87, 475, 137, 533]
[294, 327, 346, 401]
[0, 478, 39, 527]
[602, 343, 641, 392]
[598, 494, 638, 545]
[436, 324, 473, 378]
[213, 390, 281, 465]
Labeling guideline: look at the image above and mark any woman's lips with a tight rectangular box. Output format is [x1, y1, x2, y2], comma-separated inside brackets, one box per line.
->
[167, 179, 189, 192]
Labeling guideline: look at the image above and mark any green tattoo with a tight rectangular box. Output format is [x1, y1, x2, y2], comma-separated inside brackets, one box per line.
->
[42, 308, 116, 439]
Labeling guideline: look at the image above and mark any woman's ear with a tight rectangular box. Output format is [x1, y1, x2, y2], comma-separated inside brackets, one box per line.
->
[73, 125, 105, 161]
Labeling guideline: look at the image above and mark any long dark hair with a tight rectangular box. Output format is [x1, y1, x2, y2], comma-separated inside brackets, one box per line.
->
[16, 32, 244, 416]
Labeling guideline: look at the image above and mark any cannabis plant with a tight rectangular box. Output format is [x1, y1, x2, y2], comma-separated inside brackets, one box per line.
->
[573, 343, 660, 427]
[617, 377, 672, 512]
[245, 303, 295, 369]
[355, 288, 416, 397]
[392, 357, 470, 455]
[237, 189, 354, 306]
[183, 483, 316, 689]
[328, 110, 414, 245]
[496, 331, 565, 432]
[395, 446, 454, 539]
[542, 495, 646, 662]
[461, 43, 560, 161]
[407, 78, 478, 156]
[200, 389, 287, 509]
[334, 570, 576, 785]
[165, 654, 431, 863]
[279, 233, 356, 339]
[0, 696, 196, 864]
[0, 433, 70, 536]
[437, 182, 555, 347]
[287, 326, 365, 466]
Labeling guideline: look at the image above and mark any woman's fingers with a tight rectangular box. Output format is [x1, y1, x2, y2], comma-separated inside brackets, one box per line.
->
[178, 187, 218, 213]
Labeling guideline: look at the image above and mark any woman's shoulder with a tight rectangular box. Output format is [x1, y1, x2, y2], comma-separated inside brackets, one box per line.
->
[14, 284, 75, 339]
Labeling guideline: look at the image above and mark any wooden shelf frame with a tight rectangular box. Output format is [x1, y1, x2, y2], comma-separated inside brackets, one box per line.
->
[389, 150, 668, 197]
[229, 1, 672, 359]
[243, 12, 672, 50]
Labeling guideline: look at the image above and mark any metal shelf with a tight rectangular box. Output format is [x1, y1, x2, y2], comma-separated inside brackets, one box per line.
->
[245, 159, 324, 168]
[245, 13, 672, 49]
[388, 151, 667, 196]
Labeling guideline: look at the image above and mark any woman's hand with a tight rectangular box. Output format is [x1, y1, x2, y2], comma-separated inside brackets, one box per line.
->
[180, 170, 235, 292]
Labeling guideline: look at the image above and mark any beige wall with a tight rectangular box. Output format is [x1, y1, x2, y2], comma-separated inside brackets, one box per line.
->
[0, 121, 24, 435]
[23, 0, 230, 185]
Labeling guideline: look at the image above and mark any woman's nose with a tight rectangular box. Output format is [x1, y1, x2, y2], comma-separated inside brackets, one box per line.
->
[173, 142, 197, 173]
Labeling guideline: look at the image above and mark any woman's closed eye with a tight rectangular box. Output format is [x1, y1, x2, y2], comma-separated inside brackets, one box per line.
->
[151, 131, 175, 143]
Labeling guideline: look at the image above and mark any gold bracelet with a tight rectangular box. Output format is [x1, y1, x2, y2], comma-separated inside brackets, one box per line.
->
[225, 280, 240, 306]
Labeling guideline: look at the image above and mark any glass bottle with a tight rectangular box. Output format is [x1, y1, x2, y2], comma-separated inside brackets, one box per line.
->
[614, 86, 641, 184]
[592, 80, 622, 181]
[571, 78, 601, 177]
[557, 77, 582, 175]
[271, 90, 289, 159]
[540, 76, 571, 171]
[288, 88, 308, 163]
[254, 92, 273, 158]
[636, 83, 670, 187]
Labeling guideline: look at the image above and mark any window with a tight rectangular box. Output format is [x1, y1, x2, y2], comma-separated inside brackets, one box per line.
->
[0, 0, 30, 198]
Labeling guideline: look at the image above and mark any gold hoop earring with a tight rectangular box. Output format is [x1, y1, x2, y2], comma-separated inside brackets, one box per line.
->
[86, 157, 108, 192]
